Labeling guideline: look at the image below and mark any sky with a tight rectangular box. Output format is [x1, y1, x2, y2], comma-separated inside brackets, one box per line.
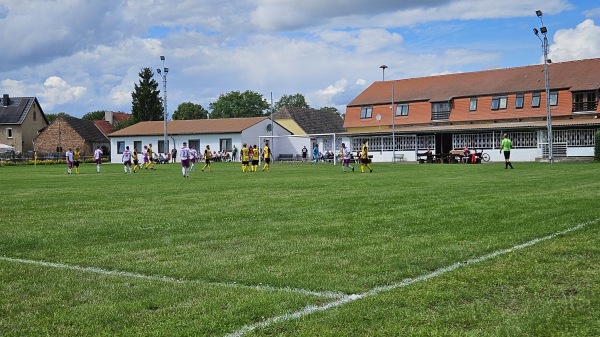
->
[1, 0, 600, 118]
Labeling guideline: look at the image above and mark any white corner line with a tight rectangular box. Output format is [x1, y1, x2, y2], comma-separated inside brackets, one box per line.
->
[224, 218, 599, 337]
[0, 257, 345, 299]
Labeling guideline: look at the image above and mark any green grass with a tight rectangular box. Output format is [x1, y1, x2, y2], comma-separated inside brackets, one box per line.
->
[1, 161, 599, 336]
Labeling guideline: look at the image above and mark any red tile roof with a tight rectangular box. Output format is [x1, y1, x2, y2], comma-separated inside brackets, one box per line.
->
[348, 58, 600, 107]
[109, 117, 270, 137]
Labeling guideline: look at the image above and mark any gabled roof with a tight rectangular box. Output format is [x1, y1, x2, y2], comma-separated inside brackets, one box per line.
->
[348, 58, 600, 107]
[272, 107, 346, 134]
[93, 120, 116, 137]
[62, 115, 109, 142]
[110, 112, 131, 123]
[0, 96, 48, 124]
[109, 116, 271, 137]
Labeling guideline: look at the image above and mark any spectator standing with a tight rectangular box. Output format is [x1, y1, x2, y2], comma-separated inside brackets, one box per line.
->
[302, 146, 308, 162]
[500, 133, 514, 169]
[171, 147, 177, 163]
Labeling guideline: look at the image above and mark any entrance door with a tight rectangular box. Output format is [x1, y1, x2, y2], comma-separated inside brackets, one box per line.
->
[435, 133, 453, 155]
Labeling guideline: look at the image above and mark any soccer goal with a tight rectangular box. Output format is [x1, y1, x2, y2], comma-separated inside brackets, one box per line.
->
[258, 133, 340, 165]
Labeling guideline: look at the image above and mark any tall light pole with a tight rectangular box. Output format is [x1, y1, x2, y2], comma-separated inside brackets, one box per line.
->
[379, 65, 388, 81]
[157, 56, 169, 154]
[534, 10, 552, 164]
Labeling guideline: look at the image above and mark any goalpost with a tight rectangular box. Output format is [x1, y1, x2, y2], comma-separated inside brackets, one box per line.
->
[258, 133, 339, 165]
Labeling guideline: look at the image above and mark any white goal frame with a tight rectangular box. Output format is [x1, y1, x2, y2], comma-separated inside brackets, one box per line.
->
[258, 133, 339, 165]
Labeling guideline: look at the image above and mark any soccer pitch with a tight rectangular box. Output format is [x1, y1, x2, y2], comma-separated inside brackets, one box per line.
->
[1, 161, 599, 336]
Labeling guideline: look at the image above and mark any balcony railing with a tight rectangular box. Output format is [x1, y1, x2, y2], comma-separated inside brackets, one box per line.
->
[431, 111, 450, 120]
[572, 101, 598, 112]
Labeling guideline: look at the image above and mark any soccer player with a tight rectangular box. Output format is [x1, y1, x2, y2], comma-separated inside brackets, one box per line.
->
[201, 145, 212, 172]
[180, 142, 191, 177]
[341, 143, 354, 173]
[190, 147, 198, 171]
[65, 147, 74, 174]
[241, 143, 250, 172]
[94, 145, 103, 173]
[132, 147, 140, 173]
[122, 145, 133, 173]
[360, 140, 373, 173]
[311, 144, 319, 165]
[500, 133, 514, 169]
[262, 141, 271, 171]
[145, 143, 156, 170]
[252, 145, 259, 172]
[73, 147, 81, 174]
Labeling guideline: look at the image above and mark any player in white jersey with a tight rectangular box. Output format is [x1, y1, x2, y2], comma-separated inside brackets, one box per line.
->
[341, 143, 354, 173]
[189, 147, 198, 171]
[65, 147, 74, 174]
[94, 146, 103, 173]
[180, 142, 191, 177]
[122, 146, 133, 173]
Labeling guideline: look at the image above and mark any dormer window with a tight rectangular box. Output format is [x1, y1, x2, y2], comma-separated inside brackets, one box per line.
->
[360, 106, 373, 119]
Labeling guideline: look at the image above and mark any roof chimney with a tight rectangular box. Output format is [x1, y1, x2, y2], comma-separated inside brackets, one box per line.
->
[2, 94, 8, 107]
[104, 110, 113, 125]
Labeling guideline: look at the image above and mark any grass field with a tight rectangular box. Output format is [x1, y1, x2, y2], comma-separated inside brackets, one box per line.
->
[0, 160, 599, 336]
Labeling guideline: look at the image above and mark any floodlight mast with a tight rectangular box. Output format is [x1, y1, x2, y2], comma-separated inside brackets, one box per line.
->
[158, 56, 168, 153]
[534, 10, 553, 164]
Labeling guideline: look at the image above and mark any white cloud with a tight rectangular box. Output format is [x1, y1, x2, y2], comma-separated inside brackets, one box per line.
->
[584, 7, 600, 18]
[39, 77, 86, 110]
[549, 19, 600, 62]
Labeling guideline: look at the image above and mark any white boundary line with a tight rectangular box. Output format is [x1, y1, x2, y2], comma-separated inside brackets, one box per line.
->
[0, 257, 345, 299]
[224, 218, 599, 337]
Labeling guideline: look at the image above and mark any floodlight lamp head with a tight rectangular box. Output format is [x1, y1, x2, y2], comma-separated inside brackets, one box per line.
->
[540, 26, 547, 34]
[533, 28, 539, 35]
[160, 55, 165, 61]
[156, 68, 161, 74]
[536, 10, 543, 18]
[380, 65, 388, 69]
[164, 67, 169, 73]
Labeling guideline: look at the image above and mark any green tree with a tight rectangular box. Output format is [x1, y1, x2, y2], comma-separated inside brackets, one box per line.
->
[81, 110, 105, 121]
[172, 102, 209, 120]
[131, 67, 163, 122]
[209, 90, 269, 119]
[320, 106, 341, 116]
[45, 112, 70, 123]
[273, 93, 310, 111]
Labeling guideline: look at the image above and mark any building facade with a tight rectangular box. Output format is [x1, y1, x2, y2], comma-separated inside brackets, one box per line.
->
[0, 94, 49, 154]
[344, 58, 600, 162]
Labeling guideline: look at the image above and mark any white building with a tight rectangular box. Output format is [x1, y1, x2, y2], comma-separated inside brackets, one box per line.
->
[107, 117, 293, 163]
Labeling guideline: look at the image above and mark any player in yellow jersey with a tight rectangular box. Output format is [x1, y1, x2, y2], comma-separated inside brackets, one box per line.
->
[360, 140, 373, 173]
[132, 147, 139, 173]
[73, 147, 81, 174]
[241, 143, 250, 172]
[201, 145, 212, 172]
[145, 143, 156, 170]
[262, 141, 271, 171]
[251, 145, 259, 172]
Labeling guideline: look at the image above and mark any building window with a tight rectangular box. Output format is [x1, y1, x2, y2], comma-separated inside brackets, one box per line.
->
[431, 102, 451, 120]
[6, 128, 12, 139]
[469, 98, 477, 111]
[33, 110, 37, 121]
[189, 139, 200, 151]
[158, 140, 169, 154]
[134, 141, 142, 153]
[532, 92, 541, 107]
[360, 106, 373, 119]
[396, 104, 409, 116]
[492, 96, 507, 110]
[220, 138, 232, 152]
[550, 91, 558, 106]
[117, 141, 125, 154]
[572, 91, 598, 112]
[515, 93, 524, 109]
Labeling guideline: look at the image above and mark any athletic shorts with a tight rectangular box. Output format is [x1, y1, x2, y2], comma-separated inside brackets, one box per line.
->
[242, 160, 249, 165]
[95, 158, 102, 165]
[360, 158, 369, 164]
[265, 158, 271, 164]
[74, 161, 80, 167]
[181, 159, 190, 168]
[124, 160, 131, 166]
[503, 151, 511, 160]
[205, 159, 211, 165]
[252, 160, 259, 165]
